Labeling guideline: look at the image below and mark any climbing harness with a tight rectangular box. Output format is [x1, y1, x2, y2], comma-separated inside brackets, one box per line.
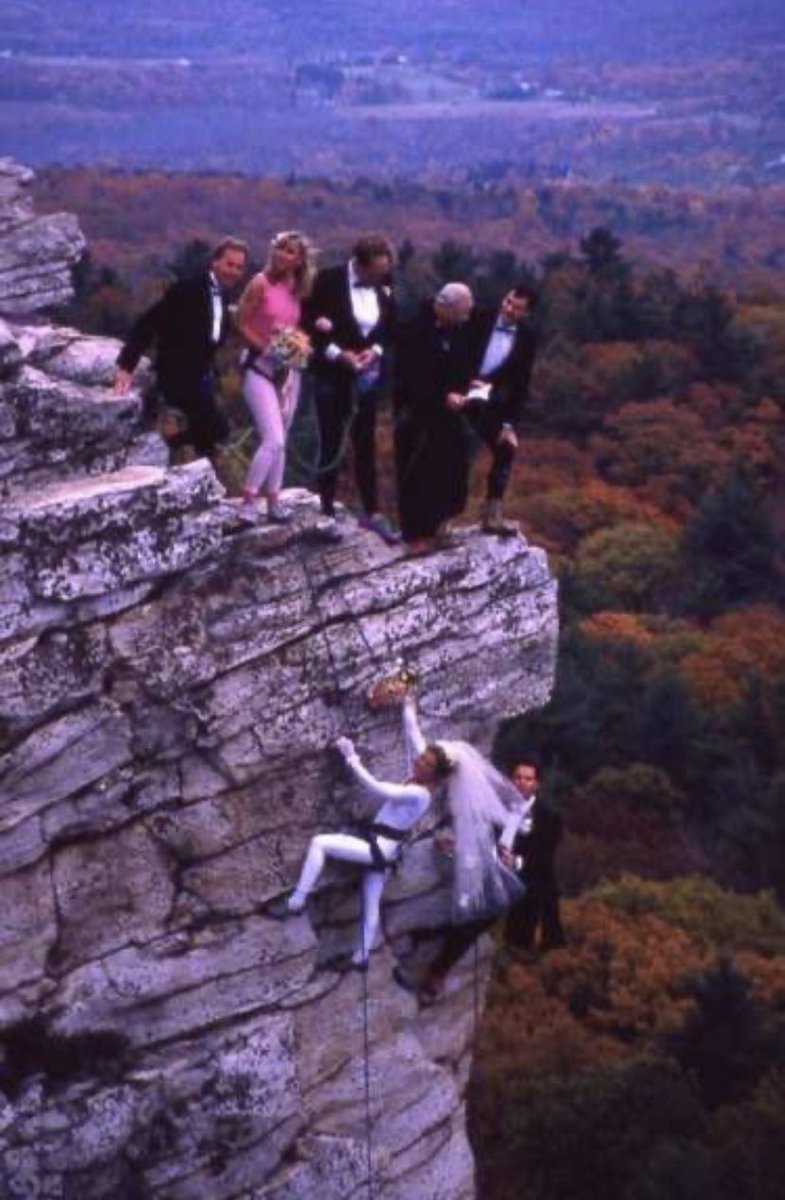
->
[287, 532, 381, 1200]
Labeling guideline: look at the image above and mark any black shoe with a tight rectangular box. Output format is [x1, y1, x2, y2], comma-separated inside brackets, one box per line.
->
[392, 963, 418, 993]
[417, 977, 445, 1007]
[317, 951, 352, 973]
[265, 895, 301, 921]
[318, 952, 368, 974]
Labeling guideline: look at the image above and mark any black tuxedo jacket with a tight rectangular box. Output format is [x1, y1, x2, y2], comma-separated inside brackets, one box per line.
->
[304, 263, 396, 382]
[511, 800, 563, 888]
[469, 309, 538, 432]
[117, 273, 227, 399]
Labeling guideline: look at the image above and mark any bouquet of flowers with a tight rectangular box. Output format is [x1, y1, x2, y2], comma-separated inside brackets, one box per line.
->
[366, 663, 419, 711]
[264, 326, 312, 372]
[247, 326, 312, 382]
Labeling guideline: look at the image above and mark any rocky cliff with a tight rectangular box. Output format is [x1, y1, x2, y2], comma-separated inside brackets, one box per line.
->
[0, 163, 558, 1200]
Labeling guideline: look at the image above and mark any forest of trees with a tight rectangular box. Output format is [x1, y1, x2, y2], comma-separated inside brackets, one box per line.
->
[51, 189, 785, 1198]
[450, 230, 785, 1198]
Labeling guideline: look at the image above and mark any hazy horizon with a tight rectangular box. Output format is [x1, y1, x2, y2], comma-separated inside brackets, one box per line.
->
[2, 0, 784, 187]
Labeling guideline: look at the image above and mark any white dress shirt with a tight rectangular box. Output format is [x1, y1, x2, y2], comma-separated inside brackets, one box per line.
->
[479, 320, 516, 378]
[499, 796, 535, 868]
[208, 271, 224, 345]
[325, 260, 383, 361]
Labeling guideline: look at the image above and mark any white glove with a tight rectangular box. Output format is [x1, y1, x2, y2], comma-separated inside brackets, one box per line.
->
[335, 736, 358, 763]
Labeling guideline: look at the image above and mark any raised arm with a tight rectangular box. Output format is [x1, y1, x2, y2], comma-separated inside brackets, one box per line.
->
[402, 695, 426, 758]
[335, 736, 427, 808]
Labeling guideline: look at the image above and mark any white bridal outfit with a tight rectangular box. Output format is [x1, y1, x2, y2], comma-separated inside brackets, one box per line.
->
[402, 698, 523, 922]
[287, 696, 523, 964]
[287, 700, 432, 966]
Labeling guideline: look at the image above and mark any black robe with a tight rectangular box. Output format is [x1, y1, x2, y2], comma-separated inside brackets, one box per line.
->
[394, 307, 476, 541]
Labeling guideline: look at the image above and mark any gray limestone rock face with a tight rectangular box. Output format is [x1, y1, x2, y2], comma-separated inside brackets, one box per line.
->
[0, 162, 164, 500]
[0, 484, 558, 1200]
[0, 160, 85, 315]
[0, 319, 22, 380]
[0, 165, 560, 1200]
[1, 326, 163, 499]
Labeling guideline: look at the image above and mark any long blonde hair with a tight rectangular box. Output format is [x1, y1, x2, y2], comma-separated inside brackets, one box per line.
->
[266, 230, 318, 299]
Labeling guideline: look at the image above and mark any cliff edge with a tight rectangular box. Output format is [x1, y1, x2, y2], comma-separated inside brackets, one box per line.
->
[0, 162, 558, 1200]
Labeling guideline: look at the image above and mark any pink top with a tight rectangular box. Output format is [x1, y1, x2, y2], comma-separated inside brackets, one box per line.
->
[244, 273, 301, 348]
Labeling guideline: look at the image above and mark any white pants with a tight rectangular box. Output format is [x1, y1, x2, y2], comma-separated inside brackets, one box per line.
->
[243, 369, 300, 496]
[291, 832, 396, 963]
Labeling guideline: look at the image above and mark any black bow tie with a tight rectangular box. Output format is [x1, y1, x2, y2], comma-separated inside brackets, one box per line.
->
[495, 321, 516, 334]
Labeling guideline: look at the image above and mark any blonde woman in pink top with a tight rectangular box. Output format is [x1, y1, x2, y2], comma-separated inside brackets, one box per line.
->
[237, 230, 317, 522]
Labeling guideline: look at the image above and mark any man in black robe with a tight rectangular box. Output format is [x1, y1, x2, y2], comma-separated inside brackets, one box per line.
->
[394, 283, 476, 554]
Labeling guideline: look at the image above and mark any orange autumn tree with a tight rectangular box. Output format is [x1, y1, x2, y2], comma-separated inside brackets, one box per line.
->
[680, 605, 785, 713]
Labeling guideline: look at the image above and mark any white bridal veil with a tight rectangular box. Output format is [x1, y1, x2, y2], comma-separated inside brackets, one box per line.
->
[438, 740, 525, 923]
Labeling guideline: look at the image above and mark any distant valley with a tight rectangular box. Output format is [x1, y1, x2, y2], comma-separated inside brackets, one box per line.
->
[2, 0, 784, 188]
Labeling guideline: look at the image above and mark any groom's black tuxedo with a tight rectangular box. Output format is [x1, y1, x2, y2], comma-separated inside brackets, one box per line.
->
[306, 264, 396, 375]
[304, 263, 396, 516]
[117, 272, 230, 455]
[504, 799, 565, 952]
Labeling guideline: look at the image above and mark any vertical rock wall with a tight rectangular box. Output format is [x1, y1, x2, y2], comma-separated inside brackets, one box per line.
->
[0, 163, 559, 1199]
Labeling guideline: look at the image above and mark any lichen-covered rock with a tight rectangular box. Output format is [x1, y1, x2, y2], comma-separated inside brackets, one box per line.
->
[0, 160, 85, 315]
[0, 319, 22, 380]
[0, 484, 557, 1198]
[0, 328, 162, 498]
[0, 163, 560, 1200]
[0, 165, 162, 496]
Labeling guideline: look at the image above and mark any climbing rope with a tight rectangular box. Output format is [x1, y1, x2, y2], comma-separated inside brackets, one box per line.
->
[473, 937, 481, 1043]
[359, 926, 376, 1200]
[288, 531, 379, 1200]
[221, 375, 361, 482]
[285, 383, 360, 479]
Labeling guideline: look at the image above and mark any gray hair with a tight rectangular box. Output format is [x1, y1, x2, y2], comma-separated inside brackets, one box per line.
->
[434, 282, 473, 309]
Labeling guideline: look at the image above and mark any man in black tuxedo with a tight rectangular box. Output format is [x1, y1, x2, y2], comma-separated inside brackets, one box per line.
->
[394, 752, 565, 1005]
[304, 234, 397, 539]
[115, 237, 249, 460]
[500, 757, 566, 954]
[462, 282, 539, 535]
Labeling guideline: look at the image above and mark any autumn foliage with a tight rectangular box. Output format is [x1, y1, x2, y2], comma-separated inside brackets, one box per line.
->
[471, 882, 785, 1200]
[38, 170, 785, 1197]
